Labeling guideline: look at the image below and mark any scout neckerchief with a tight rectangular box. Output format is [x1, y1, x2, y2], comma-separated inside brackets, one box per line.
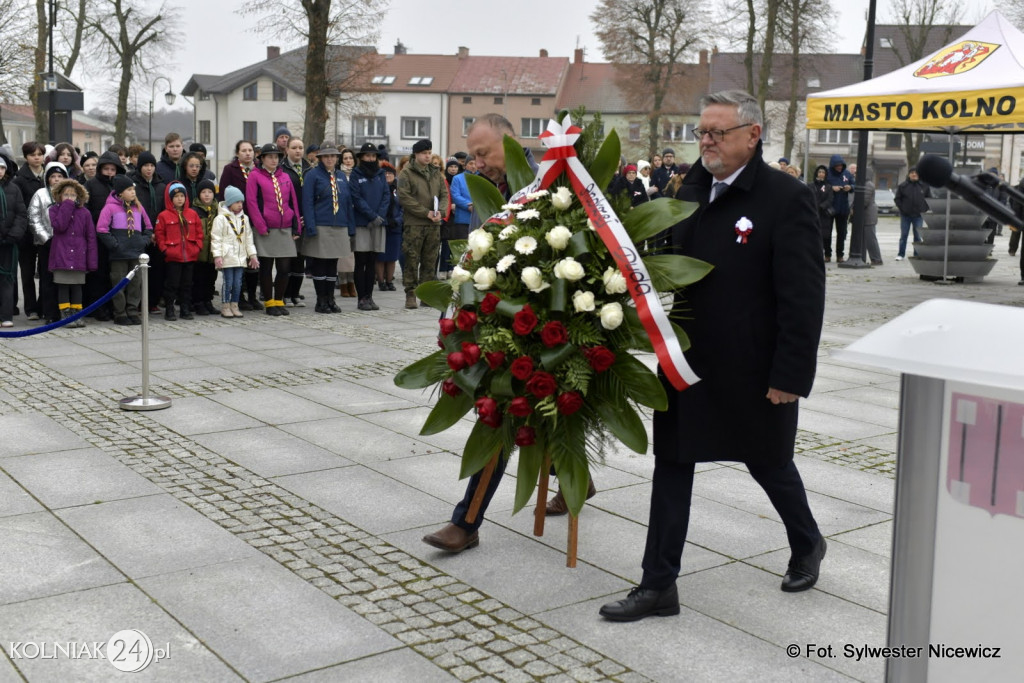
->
[241, 164, 250, 181]
[270, 170, 284, 216]
[124, 200, 135, 237]
[329, 172, 338, 215]
[226, 213, 245, 244]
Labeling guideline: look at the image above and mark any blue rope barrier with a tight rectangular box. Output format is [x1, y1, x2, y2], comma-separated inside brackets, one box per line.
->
[0, 268, 138, 339]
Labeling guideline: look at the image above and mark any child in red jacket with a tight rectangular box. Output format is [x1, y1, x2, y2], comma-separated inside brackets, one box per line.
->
[155, 182, 203, 321]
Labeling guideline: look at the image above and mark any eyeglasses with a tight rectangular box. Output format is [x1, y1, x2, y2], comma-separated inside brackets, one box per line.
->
[693, 123, 754, 142]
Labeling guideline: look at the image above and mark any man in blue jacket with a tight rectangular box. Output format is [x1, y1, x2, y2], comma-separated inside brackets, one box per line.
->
[824, 155, 854, 262]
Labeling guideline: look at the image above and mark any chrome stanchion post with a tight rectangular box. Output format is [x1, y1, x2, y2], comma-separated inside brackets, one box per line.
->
[120, 253, 172, 411]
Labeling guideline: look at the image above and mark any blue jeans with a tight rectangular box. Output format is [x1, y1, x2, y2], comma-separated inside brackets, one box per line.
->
[221, 267, 243, 303]
[899, 215, 923, 257]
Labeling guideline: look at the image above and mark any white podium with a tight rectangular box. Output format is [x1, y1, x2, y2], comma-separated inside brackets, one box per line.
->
[834, 298, 1024, 682]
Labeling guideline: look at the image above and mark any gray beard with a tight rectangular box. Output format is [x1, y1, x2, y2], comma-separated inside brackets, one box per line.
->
[701, 155, 724, 175]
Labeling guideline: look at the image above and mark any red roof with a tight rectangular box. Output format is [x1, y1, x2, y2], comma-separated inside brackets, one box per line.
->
[449, 56, 569, 95]
[356, 53, 463, 92]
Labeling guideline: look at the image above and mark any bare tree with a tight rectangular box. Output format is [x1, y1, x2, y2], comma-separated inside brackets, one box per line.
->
[779, 0, 833, 159]
[0, 0, 35, 144]
[887, 0, 963, 166]
[591, 0, 706, 159]
[89, 0, 179, 144]
[28, 0, 92, 142]
[241, 0, 382, 145]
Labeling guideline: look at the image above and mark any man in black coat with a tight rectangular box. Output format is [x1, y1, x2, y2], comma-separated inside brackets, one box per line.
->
[600, 90, 827, 621]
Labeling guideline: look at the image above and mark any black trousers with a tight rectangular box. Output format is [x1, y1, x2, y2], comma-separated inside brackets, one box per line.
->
[353, 251, 376, 300]
[641, 459, 820, 590]
[451, 455, 509, 533]
[164, 261, 195, 310]
[18, 239, 38, 316]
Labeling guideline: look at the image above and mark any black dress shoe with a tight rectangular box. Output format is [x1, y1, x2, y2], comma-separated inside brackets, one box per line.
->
[781, 537, 827, 592]
[599, 585, 680, 622]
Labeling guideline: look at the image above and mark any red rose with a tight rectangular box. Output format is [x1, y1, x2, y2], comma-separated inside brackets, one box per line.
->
[456, 309, 478, 332]
[584, 346, 616, 373]
[510, 356, 534, 380]
[485, 351, 506, 369]
[512, 304, 538, 336]
[540, 321, 568, 348]
[475, 397, 502, 428]
[507, 396, 533, 417]
[442, 378, 461, 396]
[461, 342, 481, 366]
[514, 425, 536, 447]
[526, 371, 557, 398]
[556, 391, 583, 415]
[439, 318, 456, 337]
[447, 352, 467, 371]
[480, 293, 501, 315]
[437, 339, 444, 349]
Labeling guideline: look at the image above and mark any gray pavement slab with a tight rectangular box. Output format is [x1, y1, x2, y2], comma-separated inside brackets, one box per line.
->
[285, 648, 456, 682]
[0, 415, 91, 457]
[207, 387, 342, 425]
[279, 416, 445, 462]
[831, 520, 894, 557]
[1, 448, 163, 509]
[0, 512, 123, 605]
[141, 395, 263, 436]
[138, 556, 399, 681]
[56, 494, 262, 579]
[191, 426, 354, 478]
[0, 582, 239, 681]
[281, 381, 421, 415]
[0, 472, 44, 518]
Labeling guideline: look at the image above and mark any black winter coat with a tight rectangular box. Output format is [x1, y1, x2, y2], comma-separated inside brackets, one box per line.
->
[653, 143, 826, 467]
[894, 179, 930, 217]
[1, 182, 28, 247]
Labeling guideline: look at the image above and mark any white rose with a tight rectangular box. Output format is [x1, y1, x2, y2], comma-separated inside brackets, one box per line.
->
[521, 266, 550, 293]
[572, 290, 596, 312]
[553, 257, 585, 282]
[603, 266, 628, 294]
[473, 267, 497, 291]
[467, 228, 493, 260]
[496, 254, 516, 273]
[516, 208, 541, 220]
[450, 265, 473, 285]
[545, 225, 572, 250]
[514, 236, 538, 255]
[498, 225, 519, 241]
[599, 302, 624, 330]
[551, 186, 573, 210]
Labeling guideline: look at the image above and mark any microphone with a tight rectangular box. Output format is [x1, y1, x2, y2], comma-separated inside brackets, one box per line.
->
[917, 155, 1023, 229]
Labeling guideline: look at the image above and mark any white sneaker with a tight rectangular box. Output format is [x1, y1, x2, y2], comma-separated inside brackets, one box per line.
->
[894, 255, 904, 261]
[1, 321, 12, 328]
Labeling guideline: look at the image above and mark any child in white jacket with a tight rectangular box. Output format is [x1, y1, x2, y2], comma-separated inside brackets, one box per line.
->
[210, 185, 258, 318]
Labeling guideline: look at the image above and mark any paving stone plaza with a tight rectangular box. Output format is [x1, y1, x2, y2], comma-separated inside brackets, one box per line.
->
[1, 218, 1020, 682]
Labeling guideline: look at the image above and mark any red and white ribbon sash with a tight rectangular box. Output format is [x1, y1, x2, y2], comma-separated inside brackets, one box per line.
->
[517, 119, 699, 391]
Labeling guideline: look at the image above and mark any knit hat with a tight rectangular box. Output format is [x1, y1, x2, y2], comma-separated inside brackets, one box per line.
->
[453, 151, 468, 162]
[197, 179, 216, 196]
[624, 164, 637, 173]
[412, 139, 432, 154]
[223, 185, 244, 206]
[189, 143, 208, 154]
[137, 151, 157, 169]
[637, 160, 650, 173]
[662, 148, 675, 156]
[356, 142, 378, 157]
[45, 162, 69, 181]
[305, 144, 320, 155]
[677, 163, 691, 174]
[275, 126, 291, 139]
[0, 156, 7, 170]
[112, 175, 135, 196]
[167, 182, 186, 198]
[778, 157, 790, 165]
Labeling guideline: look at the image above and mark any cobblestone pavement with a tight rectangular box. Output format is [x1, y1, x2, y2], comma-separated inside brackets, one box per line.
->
[1, 219, 1021, 681]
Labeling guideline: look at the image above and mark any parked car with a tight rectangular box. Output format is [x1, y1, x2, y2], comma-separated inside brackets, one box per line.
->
[876, 189, 897, 215]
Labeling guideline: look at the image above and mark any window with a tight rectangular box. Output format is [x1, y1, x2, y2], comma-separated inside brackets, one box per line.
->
[242, 82, 258, 101]
[198, 90, 210, 101]
[880, 37, 893, 48]
[371, 75, 396, 84]
[353, 116, 386, 137]
[885, 133, 903, 150]
[243, 121, 257, 142]
[531, 98, 541, 106]
[199, 120, 211, 144]
[494, 96, 503, 105]
[401, 117, 430, 139]
[629, 123, 642, 141]
[462, 96, 472, 104]
[83, 142, 93, 153]
[807, 77, 821, 88]
[408, 76, 434, 86]
[272, 83, 287, 101]
[462, 116, 475, 136]
[816, 129, 860, 144]
[663, 122, 697, 142]
[521, 118, 544, 138]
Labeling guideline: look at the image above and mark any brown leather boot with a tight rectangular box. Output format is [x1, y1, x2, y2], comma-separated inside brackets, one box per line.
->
[545, 478, 597, 516]
[346, 281, 358, 298]
[339, 280, 354, 297]
[422, 524, 479, 553]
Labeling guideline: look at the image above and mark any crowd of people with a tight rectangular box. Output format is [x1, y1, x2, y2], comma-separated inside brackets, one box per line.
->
[0, 128, 471, 327]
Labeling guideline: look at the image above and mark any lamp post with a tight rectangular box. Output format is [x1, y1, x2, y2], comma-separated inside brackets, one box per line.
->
[148, 77, 176, 151]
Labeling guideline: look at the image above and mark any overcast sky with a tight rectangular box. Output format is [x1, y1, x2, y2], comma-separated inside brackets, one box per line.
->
[87, 0, 995, 112]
